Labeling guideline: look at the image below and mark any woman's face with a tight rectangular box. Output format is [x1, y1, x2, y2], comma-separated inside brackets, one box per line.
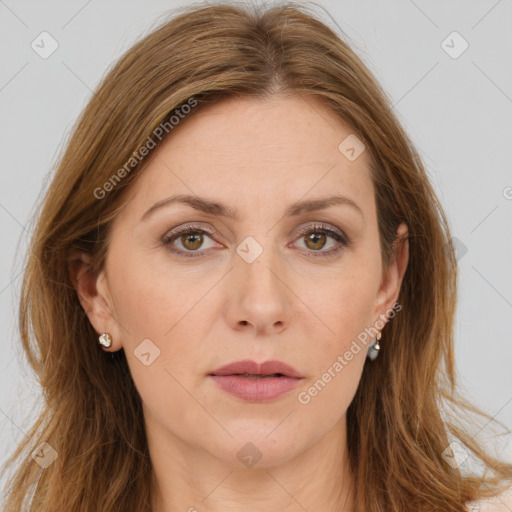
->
[80, 94, 407, 469]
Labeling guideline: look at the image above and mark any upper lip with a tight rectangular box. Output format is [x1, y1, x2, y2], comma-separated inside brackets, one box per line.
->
[209, 359, 304, 378]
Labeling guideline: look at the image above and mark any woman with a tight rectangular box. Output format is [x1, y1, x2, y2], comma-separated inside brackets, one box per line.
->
[2, 1, 511, 510]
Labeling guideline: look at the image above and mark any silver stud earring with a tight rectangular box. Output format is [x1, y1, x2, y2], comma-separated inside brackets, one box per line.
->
[367, 331, 382, 361]
[98, 333, 112, 349]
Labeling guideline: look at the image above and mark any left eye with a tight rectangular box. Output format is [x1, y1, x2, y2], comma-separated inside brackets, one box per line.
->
[163, 223, 348, 258]
[292, 224, 348, 257]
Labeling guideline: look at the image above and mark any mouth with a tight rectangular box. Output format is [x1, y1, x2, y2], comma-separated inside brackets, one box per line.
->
[209, 359, 304, 379]
[208, 360, 304, 402]
[229, 373, 286, 379]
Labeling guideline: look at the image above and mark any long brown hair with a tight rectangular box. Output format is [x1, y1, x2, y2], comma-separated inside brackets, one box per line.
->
[2, 1, 511, 510]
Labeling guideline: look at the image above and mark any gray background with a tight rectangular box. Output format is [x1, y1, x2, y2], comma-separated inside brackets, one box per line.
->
[1, 0, 512, 495]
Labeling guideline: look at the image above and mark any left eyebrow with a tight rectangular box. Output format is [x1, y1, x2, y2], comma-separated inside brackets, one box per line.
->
[140, 193, 363, 222]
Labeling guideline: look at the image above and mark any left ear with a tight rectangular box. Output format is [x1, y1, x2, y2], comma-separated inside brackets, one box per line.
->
[373, 222, 409, 321]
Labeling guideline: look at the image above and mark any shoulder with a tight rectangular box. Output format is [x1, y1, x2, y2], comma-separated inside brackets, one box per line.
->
[468, 487, 512, 512]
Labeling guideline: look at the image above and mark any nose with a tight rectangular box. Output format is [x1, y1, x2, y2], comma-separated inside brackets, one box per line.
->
[225, 246, 292, 336]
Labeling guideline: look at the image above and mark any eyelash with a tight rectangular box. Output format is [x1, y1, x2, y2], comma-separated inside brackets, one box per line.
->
[162, 223, 350, 259]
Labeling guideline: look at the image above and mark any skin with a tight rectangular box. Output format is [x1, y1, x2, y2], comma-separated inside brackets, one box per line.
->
[74, 93, 409, 512]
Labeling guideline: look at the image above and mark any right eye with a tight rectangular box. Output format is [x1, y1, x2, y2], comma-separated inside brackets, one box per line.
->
[162, 224, 220, 258]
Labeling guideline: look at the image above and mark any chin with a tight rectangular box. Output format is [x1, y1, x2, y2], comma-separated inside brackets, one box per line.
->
[208, 427, 307, 469]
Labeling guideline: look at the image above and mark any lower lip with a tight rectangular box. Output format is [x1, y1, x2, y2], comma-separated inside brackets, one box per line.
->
[209, 375, 302, 402]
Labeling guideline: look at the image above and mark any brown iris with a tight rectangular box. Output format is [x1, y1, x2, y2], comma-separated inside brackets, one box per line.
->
[181, 232, 204, 251]
[304, 231, 327, 251]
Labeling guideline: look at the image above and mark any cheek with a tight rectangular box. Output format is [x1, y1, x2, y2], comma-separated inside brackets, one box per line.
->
[106, 246, 217, 381]
[112, 265, 205, 435]
[298, 255, 380, 390]
[309, 259, 380, 344]
[294, 273, 378, 423]
[108, 247, 199, 340]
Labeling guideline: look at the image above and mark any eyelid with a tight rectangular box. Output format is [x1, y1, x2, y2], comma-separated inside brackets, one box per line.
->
[294, 222, 347, 242]
[163, 223, 217, 239]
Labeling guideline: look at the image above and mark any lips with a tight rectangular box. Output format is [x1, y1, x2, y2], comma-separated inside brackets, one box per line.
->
[209, 359, 304, 379]
[209, 360, 304, 402]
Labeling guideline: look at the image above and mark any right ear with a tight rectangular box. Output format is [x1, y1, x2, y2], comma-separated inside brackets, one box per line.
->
[69, 249, 122, 351]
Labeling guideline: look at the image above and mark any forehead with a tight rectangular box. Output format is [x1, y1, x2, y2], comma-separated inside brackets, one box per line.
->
[122, 94, 375, 217]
